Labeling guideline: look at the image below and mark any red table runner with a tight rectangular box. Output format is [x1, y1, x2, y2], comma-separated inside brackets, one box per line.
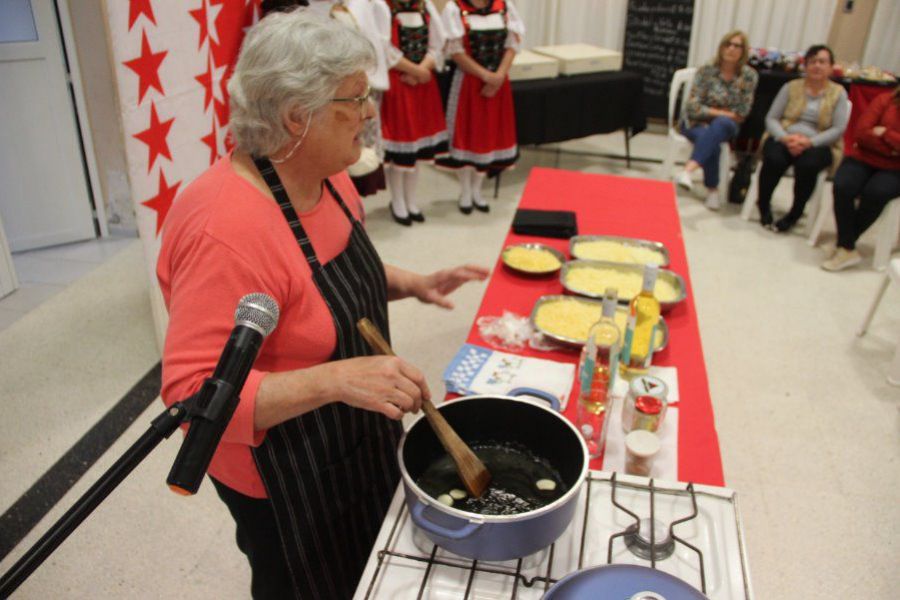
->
[462, 167, 724, 486]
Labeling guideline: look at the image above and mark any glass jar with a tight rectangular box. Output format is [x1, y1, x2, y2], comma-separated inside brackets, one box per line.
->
[622, 375, 668, 433]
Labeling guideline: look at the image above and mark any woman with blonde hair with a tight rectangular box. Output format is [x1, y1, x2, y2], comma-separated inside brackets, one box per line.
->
[675, 30, 758, 210]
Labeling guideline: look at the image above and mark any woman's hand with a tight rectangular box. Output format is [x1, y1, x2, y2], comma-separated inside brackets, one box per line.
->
[481, 82, 500, 97]
[873, 125, 887, 137]
[401, 73, 419, 86]
[785, 134, 812, 156]
[324, 356, 430, 420]
[414, 64, 432, 84]
[412, 264, 490, 309]
[482, 70, 505, 88]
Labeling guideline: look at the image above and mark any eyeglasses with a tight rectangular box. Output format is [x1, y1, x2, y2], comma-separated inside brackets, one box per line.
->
[331, 84, 374, 119]
[724, 41, 744, 50]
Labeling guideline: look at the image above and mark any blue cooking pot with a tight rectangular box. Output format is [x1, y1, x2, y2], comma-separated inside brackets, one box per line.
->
[398, 392, 588, 561]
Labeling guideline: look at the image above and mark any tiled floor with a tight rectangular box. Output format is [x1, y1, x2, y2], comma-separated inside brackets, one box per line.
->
[0, 132, 898, 598]
[0, 235, 138, 331]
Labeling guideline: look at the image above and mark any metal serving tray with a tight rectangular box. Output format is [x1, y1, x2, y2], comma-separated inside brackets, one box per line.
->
[501, 242, 566, 276]
[560, 260, 687, 312]
[530, 294, 668, 350]
[569, 235, 670, 267]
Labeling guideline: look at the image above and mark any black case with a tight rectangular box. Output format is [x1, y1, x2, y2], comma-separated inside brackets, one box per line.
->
[512, 209, 578, 239]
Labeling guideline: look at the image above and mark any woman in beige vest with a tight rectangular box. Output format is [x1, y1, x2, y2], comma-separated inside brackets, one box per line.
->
[756, 45, 849, 232]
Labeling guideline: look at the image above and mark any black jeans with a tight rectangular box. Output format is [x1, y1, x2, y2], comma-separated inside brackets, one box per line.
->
[757, 137, 833, 221]
[832, 156, 900, 249]
[211, 477, 294, 599]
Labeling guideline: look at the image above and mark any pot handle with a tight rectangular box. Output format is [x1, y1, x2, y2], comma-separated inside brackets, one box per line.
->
[410, 501, 482, 540]
[507, 387, 561, 411]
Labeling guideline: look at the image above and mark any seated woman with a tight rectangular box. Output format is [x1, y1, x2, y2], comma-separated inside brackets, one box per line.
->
[756, 44, 849, 232]
[676, 30, 758, 210]
[822, 86, 900, 271]
[158, 11, 488, 598]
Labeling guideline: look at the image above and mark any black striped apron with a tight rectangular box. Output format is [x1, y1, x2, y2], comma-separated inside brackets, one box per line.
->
[251, 156, 403, 599]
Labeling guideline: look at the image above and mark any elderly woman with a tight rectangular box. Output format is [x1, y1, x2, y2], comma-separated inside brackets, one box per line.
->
[676, 30, 758, 210]
[756, 44, 849, 232]
[157, 11, 488, 599]
[822, 87, 900, 271]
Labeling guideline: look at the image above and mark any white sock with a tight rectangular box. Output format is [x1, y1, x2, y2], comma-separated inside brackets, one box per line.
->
[403, 168, 420, 214]
[471, 169, 487, 207]
[458, 167, 473, 208]
[386, 166, 407, 218]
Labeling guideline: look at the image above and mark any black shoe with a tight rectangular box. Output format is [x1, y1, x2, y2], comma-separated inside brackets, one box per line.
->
[458, 203, 473, 215]
[758, 206, 773, 228]
[409, 211, 425, 223]
[473, 201, 490, 213]
[390, 205, 412, 226]
[773, 215, 798, 233]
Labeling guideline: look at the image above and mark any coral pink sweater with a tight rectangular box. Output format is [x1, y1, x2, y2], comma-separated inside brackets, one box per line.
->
[158, 155, 364, 498]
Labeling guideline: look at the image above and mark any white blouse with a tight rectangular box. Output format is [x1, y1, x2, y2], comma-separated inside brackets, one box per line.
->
[374, 0, 447, 72]
[441, 0, 524, 58]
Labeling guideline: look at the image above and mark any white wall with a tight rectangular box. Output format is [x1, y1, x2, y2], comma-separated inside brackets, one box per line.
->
[863, 0, 900, 73]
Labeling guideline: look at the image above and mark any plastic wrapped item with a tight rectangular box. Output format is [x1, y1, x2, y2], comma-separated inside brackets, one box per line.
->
[476, 311, 534, 350]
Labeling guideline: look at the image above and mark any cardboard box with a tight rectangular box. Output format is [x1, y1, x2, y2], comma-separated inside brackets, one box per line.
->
[509, 49, 559, 81]
[531, 44, 622, 75]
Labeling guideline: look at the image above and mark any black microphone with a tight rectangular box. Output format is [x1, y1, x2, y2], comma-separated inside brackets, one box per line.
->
[167, 293, 280, 495]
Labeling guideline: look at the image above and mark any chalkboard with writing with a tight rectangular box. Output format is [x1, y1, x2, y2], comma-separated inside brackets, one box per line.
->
[623, 0, 694, 120]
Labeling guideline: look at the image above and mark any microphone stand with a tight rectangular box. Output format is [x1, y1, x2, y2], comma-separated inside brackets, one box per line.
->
[0, 393, 201, 597]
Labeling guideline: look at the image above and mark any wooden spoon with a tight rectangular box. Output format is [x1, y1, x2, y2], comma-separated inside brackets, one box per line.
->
[357, 318, 491, 498]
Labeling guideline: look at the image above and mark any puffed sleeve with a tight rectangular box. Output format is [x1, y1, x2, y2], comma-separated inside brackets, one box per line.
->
[426, 0, 447, 70]
[504, 0, 525, 51]
[373, 0, 404, 67]
[442, 1, 466, 56]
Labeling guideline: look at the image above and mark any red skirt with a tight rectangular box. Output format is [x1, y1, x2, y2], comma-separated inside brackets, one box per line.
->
[381, 70, 448, 168]
[436, 69, 518, 172]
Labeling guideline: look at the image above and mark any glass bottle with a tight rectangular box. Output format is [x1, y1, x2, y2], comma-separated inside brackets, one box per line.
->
[620, 265, 661, 379]
[577, 288, 621, 459]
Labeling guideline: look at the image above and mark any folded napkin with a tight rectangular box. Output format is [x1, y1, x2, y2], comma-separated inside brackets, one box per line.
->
[512, 209, 578, 239]
[443, 344, 576, 410]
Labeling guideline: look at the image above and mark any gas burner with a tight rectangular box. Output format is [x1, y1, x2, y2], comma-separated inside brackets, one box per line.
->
[624, 518, 675, 561]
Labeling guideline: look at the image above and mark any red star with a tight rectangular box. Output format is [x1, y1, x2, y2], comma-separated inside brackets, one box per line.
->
[195, 54, 215, 109]
[209, 0, 252, 68]
[128, 0, 156, 30]
[201, 115, 219, 165]
[123, 31, 167, 103]
[214, 97, 230, 129]
[189, 0, 209, 49]
[142, 171, 181, 236]
[133, 102, 174, 172]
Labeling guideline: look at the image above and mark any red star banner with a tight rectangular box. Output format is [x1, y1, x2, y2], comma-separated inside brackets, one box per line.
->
[141, 171, 182, 236]
[107, 0, 261, 346]
[132, 102, 174, 172]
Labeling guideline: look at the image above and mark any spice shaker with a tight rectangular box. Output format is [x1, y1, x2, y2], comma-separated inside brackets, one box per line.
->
[624, 430, 661, 477]
[621, 374, 668, 433]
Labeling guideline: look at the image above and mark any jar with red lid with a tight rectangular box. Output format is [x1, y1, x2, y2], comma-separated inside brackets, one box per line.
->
[621, 375, 668, 433]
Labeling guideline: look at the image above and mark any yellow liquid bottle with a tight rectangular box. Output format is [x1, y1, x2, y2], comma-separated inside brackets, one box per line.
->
[577, 288, 621, 458]
[620, 265, 660, 379]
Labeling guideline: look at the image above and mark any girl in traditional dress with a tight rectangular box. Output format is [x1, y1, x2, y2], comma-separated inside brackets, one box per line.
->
[438, 0, 524, 214]
[378, 0, 448, 225]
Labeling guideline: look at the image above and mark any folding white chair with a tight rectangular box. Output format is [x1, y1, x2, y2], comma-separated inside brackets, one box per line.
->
[808, 194, 899, 269]
[857, 257, 900, 385]
[658, 68, 730, 189]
